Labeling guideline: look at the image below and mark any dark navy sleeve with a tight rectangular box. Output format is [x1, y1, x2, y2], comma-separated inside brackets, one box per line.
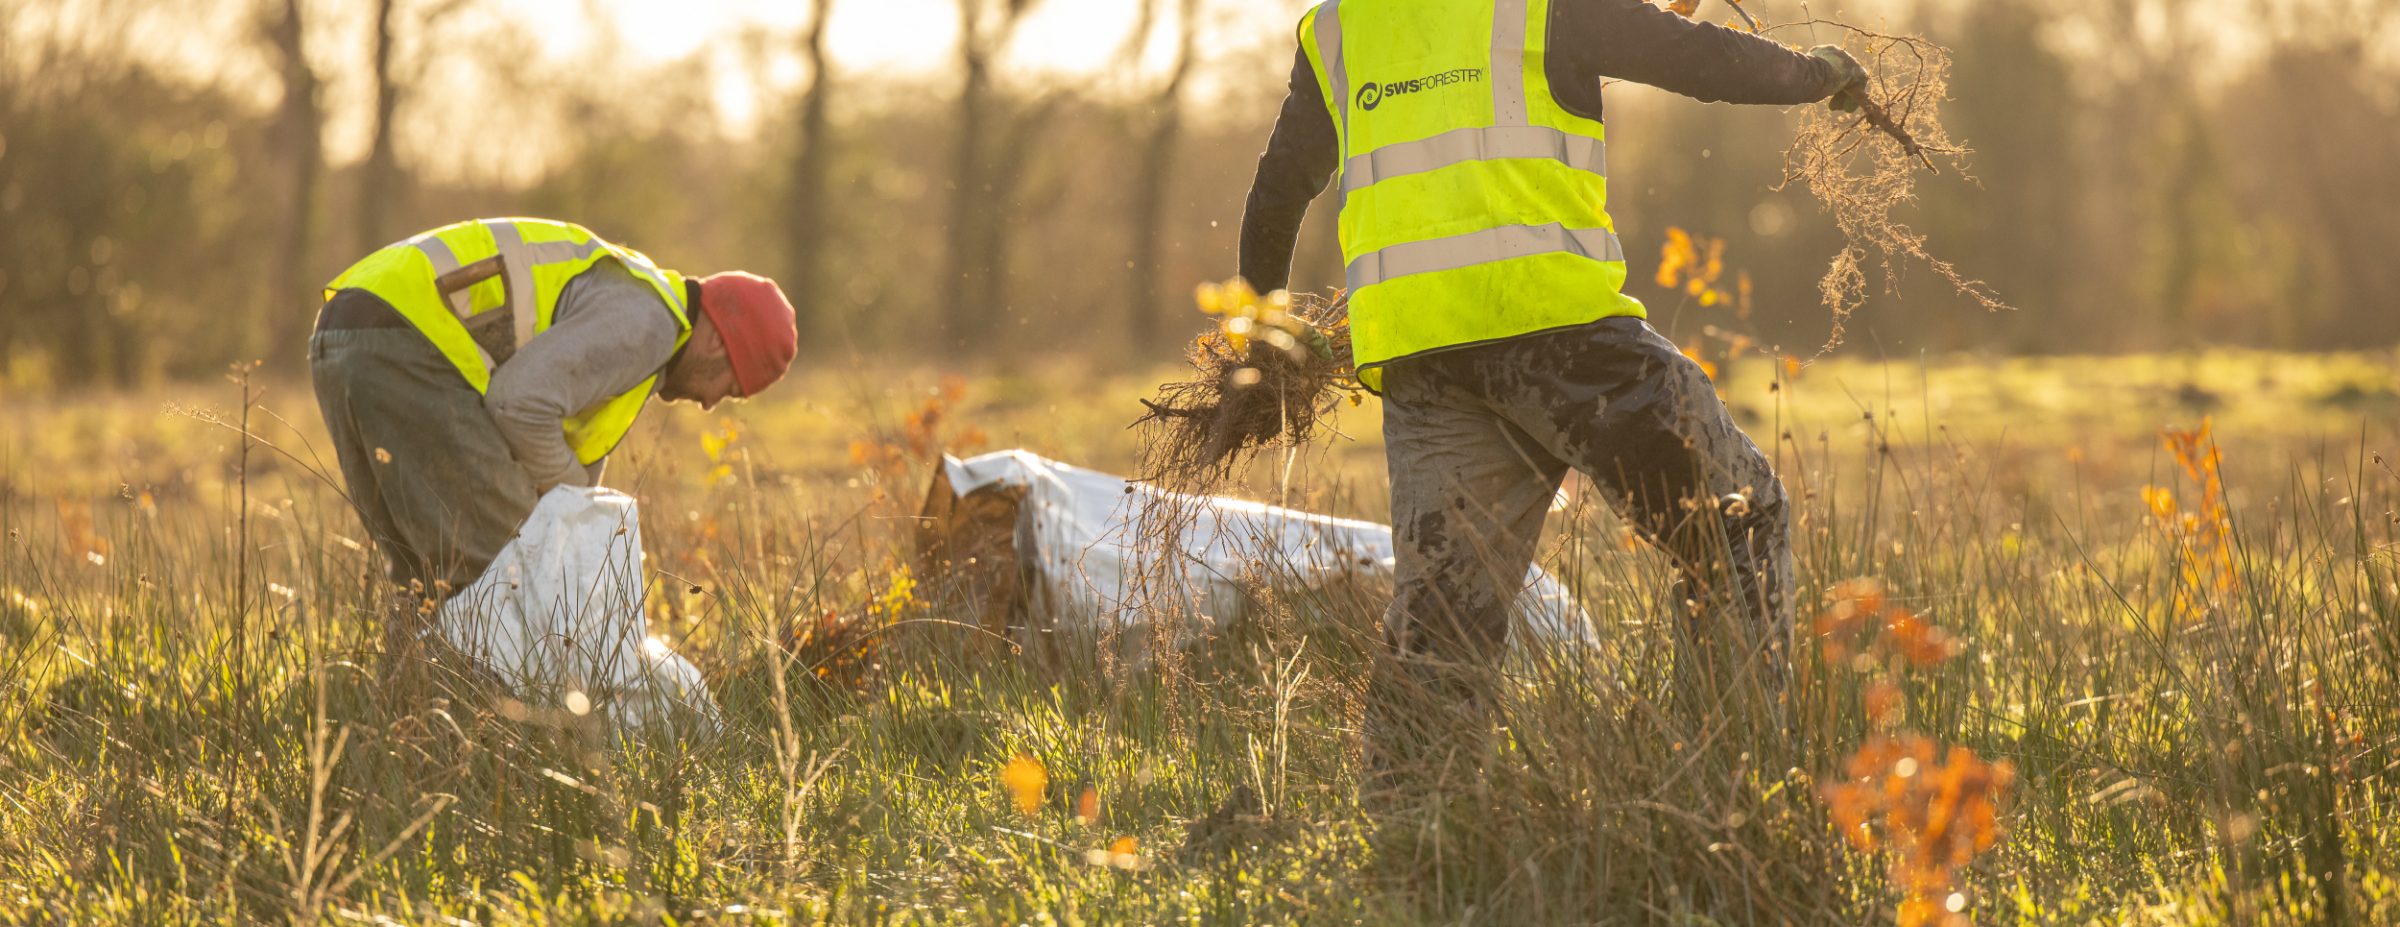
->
[1550, 0, 1841, 106]
[1236, 48, 1341, 294]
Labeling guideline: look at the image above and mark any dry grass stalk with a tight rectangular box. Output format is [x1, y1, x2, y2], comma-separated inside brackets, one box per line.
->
[1771, 22, 2010, 353]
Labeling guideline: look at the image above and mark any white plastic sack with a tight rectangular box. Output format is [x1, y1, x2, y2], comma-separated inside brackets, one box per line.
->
[939, 450, 1595, 647]
[435, 486, 719, 730]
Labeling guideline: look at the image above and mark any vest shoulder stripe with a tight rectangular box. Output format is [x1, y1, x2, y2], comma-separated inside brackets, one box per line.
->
[1343, 125, 1605, 192]
[1347, 222, 1624, 288]
[1311, 2, 1348, 145]
[1490, 0, 1532, 126]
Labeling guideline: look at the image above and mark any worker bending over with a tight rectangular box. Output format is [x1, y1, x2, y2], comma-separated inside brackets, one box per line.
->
[312, 217, 797, 598]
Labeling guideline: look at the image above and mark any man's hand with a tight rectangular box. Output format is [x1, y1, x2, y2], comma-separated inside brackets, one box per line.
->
[1808, 46, 1870, 112]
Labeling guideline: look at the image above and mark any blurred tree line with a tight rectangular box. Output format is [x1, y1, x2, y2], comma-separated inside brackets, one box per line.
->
[2, 0, 2396, 391]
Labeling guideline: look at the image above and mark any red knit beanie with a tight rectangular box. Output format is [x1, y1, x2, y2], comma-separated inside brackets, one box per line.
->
[695, 272, 798, 397]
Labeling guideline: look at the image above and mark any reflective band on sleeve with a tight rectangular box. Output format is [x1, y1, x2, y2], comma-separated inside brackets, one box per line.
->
[1490, 0, 1529, 127]
[410, 233, 474, 319]
[1343, 125, 1604, 192]
[1346, 222, 1624, 288]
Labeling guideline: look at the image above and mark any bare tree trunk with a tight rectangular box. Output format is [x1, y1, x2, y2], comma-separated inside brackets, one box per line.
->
[356, 0, 471, 255]
[974, 94, 1063, 349]
[266, 0, 322, 359]
[942, 0, 1040, 356]
[942, 2, 991, 355]
[358, 0, 401, 254]
[786, 0, 837, 351]
[0, 20, 17, 372]
[1125, 0, 1198, 351]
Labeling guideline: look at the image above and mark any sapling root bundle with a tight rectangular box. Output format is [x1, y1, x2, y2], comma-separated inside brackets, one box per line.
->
[1134, 284, 1357, 493]
[1768, 20, 2012, 352]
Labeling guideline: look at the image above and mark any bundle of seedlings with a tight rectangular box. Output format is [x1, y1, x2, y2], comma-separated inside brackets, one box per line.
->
[1134, 281, 1359, 492]
[1761, 14, 2013, 350]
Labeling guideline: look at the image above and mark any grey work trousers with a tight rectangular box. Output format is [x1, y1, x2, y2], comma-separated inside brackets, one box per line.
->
[1373, 317, 1794, 721]
[310, 324, 539, 596]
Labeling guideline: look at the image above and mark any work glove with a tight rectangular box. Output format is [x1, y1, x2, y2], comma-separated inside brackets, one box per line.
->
[1808, 45, 1870, 112]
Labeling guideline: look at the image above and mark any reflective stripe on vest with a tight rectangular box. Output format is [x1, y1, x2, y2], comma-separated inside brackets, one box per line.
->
[1342, 125, 1606, 192]
[1349, 223, 1626, 288]
[326, 218, 693, 466]
[1301, 0, 1646, 391]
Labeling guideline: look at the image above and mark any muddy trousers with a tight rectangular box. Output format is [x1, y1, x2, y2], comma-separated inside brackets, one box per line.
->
[310, 291, 540, 597]
[1366, 317, 1795, 767]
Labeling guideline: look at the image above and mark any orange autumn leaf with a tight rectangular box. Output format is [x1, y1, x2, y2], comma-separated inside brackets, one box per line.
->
[1822, 726, 2014, 925]
[1656, 227, 1697, 288]
[2149, 420, 2238, 621]
[2141, 485, 2178, 520]
[1001, 753, 1047, 816]
[1086, 835, 1144, 870]
[1864, 679, 1904, 725]
[1883, 608, 1956, 667]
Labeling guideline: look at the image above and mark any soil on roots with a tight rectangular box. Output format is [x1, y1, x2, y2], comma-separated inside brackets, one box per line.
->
[1134, 291, 1357, 493]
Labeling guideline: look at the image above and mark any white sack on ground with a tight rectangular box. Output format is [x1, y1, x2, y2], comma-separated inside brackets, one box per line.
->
[936, 450, 1595, 646]
[435, 486, 719, 730]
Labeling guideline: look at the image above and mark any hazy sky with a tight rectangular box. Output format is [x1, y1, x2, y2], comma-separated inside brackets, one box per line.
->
[501, 0, 1306, 128]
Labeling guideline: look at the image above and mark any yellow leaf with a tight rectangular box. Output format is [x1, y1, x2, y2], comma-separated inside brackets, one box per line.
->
[2142, 485, 2178, 521]
[1225, 278, 1257, 308]
[1194, 282, 1224, 316]
[1001, 753, 1047, 816]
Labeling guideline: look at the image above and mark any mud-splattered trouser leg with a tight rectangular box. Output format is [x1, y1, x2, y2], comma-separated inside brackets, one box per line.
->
[1373, 317, 1794, 770]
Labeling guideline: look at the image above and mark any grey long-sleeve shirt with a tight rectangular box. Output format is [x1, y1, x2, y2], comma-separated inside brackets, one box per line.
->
[483, 260, 683, 490]
[1238, 0, 1846, 293]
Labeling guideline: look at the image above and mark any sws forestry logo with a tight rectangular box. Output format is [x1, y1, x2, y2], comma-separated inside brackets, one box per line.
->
[1355, 67, 1485, 112]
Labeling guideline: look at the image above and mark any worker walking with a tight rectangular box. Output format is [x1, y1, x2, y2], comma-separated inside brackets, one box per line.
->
[1235, 1, 1868, 777]
[311, 217, 798, 601]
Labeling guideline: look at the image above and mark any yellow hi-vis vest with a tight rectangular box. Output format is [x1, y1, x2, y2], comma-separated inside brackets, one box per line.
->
[1300, 0, 1646, 391]
[324, 217, 693, 466]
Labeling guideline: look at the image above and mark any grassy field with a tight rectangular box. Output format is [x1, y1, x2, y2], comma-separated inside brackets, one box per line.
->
[4, 348, 2400, 924]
